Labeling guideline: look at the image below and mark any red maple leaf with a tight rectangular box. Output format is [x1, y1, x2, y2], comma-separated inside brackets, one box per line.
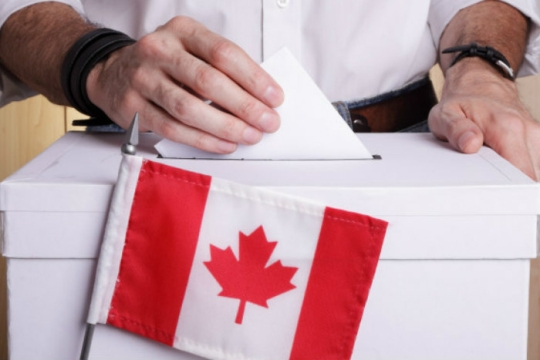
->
[204, 225, 298, 324]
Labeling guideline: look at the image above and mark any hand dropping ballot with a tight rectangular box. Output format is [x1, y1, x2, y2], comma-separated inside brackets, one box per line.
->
[155, 48, 373, 160]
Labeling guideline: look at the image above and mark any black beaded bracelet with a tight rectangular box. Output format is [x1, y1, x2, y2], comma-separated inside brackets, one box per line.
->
[61, 28, 136, 119]
[442, 42, 515, 80]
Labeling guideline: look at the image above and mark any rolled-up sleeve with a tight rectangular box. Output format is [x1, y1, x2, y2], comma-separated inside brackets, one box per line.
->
[428, 0, 540, 77]
[0, 0, 85, 106]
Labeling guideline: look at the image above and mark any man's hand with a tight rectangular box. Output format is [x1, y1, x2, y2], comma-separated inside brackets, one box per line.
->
[0, 4, 283, 154]
[428, 58, 540, 180]
[86, 16, 284, 154]
[432, 0, 538, 180]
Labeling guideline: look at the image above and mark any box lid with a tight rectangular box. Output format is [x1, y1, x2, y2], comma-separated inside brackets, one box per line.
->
[1, 132, 538, 259]
[2, 132, 537, 214]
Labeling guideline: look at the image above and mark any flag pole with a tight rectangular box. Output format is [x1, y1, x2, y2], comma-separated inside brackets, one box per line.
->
[79, 113, 140, 360]
[79, 324, 95, 360]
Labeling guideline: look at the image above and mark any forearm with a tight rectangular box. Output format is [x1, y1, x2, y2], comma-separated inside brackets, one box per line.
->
[438, 0, 529, 74]
[429, 0, 539, 181]
[0, 2, 96, 105]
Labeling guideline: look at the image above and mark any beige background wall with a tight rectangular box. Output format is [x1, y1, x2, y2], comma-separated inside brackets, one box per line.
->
[0, 100, 84, 359]
[0, 66, 539, 358]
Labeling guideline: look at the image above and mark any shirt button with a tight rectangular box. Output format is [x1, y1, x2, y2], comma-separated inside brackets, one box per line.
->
[276, 0, 290, 8]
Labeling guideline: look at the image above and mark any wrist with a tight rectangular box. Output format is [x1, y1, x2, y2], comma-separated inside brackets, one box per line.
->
[442, 43, 515, 80]
[60, 28, 136, 118]
[445, 57, 514, 86]
[85, 48, 121, 114]
[442, 56, 519, 102]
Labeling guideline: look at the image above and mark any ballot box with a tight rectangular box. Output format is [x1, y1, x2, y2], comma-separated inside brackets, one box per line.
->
[1, 131, 539, 360]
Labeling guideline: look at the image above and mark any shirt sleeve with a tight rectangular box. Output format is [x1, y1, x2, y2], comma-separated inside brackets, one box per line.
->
[428, 0, 540, 77]
[0, 0, 85, 107]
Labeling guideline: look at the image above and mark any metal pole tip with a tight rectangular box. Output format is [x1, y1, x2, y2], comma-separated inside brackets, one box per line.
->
[121, 113, 139, 155]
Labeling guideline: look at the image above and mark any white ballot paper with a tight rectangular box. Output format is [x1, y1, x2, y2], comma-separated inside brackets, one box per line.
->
[155, 48, 372, 159]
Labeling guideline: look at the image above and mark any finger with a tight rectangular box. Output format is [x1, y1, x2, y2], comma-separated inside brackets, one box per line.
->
[163, 52, 280, 133]
[180, 25, 284, 108]
[499, 146, 536, 181]
[139, 100, 239, 154]
[139, 72, 265, 145]
[527, 127, 540, 181]
[482, 116, 537, 181]
[428, 104, 484, 154]
[430, 103, 537, 180]
[532, 153, 540, 182]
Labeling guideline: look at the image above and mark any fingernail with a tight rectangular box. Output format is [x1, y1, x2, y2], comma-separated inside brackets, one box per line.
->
[217, 140, 237, 153]
[263, 85, 283, 107]
[259, 111, 280, 133]
[242, 127, 263, 144]
[458, 131, 476, 152]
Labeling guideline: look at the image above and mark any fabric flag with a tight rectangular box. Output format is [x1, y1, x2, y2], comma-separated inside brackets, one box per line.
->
[87, 155, 388, 360]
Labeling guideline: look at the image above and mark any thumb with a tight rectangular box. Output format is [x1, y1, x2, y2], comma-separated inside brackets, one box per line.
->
[428, 104, 484, 154]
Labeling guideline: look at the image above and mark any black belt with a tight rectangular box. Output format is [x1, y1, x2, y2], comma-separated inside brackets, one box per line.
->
[333, 77, 438, 132]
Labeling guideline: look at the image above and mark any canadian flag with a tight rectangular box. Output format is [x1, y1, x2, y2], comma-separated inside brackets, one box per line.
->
[87, 155, 388, 360]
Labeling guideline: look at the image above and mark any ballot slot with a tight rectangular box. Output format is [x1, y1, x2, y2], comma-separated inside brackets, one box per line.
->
[155, 156, 382, 160]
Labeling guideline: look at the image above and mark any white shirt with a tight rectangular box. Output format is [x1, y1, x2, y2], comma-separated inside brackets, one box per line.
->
[1, 0, 539, 106]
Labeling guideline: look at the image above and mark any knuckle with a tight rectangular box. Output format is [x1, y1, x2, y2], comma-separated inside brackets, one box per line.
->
[167, 16, 186, 28]
[155, 84, 174, 108]
[168, 15, 197, 32]
[427, 105, 440, 123]
[237, 99, 260, 121]
[191, 133, 212, 151]
[215, 117, 239, 139]
[129, 67, 149, 89]
[112, 92, 138, 115]
[156, 119, 178, 140]
[193, 65, 217, 91]
[161, 16, 202, 43]
[244, 69, 265, 93]
[135, 34, 166, 60]
[427, 107, 446, 137]
[172, 98, 197, 122]
[154, 85, 197, 122]
[208, 39, 235, 65]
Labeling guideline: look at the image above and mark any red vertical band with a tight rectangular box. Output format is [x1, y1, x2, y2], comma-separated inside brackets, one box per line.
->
[290, 207, 388, 359]
[107, 160, 211, 346]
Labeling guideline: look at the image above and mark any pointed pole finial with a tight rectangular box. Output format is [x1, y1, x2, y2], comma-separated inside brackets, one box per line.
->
[121, 112, 139, 155]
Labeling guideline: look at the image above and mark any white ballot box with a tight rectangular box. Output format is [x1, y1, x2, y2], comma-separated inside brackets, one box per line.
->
[1, 132, 539, 360]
